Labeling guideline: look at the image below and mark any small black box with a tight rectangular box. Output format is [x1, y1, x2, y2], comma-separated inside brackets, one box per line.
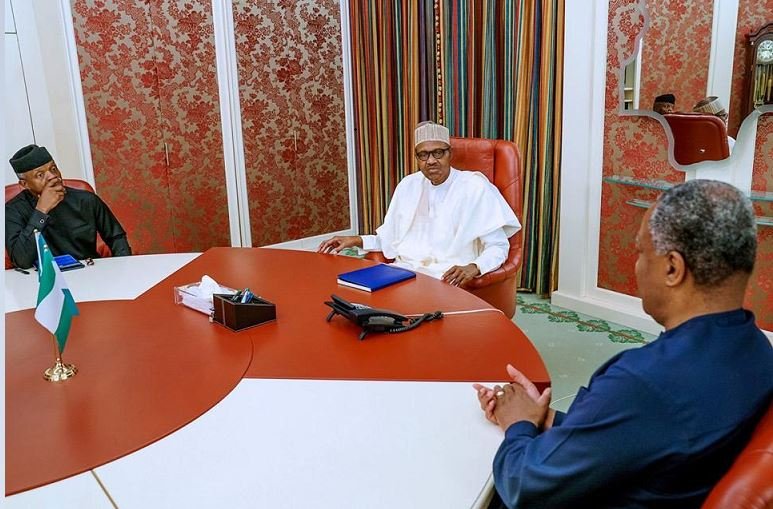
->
[212, 294, 276, 331]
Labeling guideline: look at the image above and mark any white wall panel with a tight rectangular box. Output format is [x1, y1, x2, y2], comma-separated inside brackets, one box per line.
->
[4, 0, 14, 33]
[4, 32, 34, 184]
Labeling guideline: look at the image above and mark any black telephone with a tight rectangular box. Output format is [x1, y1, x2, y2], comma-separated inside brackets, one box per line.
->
[324, 294, 442, 340]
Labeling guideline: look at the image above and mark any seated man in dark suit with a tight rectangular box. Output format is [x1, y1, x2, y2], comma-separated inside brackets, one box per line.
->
[6, 144, 132, 268]
[475, 179, 772, 508]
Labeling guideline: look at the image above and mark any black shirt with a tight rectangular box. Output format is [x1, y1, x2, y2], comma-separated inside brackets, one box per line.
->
[6, 187, 132, 268]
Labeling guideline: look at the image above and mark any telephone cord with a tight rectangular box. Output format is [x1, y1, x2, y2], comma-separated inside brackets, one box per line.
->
[404, 307, 502, 318]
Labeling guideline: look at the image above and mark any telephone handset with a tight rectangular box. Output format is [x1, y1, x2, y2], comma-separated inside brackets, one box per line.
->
[324, 294, 442, 340]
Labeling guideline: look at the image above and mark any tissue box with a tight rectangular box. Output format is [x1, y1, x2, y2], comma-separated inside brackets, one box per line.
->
[212, 294, 276, 331]
[174, 282, 236, 315]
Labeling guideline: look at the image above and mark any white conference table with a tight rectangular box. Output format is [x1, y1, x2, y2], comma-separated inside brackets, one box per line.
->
[4, 253, 200, 313]
[4, 254, 504, 509]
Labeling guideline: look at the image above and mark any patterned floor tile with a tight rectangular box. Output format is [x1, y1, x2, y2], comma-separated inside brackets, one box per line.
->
[513, 293, 657, 412]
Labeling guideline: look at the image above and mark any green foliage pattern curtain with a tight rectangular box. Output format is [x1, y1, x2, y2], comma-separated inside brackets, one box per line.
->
[348, 0, 564, 295]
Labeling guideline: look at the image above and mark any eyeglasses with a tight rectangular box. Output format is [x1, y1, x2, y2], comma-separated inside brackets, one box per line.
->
[415, 148, 449, 161]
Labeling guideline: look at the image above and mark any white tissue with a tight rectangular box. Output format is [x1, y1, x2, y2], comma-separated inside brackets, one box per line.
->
[197, 275, 222, 298]
[177, 276, 235, 315]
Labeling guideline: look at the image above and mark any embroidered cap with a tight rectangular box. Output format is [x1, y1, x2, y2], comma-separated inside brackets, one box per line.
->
[693, 96, 725, 115]
[414, 121, 450, 147]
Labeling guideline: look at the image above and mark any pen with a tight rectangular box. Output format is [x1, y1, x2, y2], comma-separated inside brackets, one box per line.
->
[14, 267, 30, 275]
[241, 289, 252, 304]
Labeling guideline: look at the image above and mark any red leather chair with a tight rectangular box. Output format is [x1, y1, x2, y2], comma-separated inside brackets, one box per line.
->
[664, 113, 730, 165]
[367, 136, 523, 318]
[5, 179, 112, 269]
[701, 403, 773, 509]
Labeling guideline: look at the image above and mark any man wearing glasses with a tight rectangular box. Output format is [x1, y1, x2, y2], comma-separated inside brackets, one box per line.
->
[318, 121, 520, 287]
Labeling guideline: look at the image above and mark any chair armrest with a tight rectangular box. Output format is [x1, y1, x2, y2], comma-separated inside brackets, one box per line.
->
[364, 247, 522, 289]
[96, 234, 112, 258]
[466, 258, 517, 289]
[363, 251, 394, 264]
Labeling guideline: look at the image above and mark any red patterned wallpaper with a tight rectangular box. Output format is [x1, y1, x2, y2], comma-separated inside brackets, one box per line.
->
[638, 0, 713, 113]
[599, 0, 772, 330]
[748, 200, 773, 329]
[72, 0, 174, 254]
[233, 0, 349, 246]
[750, 113, 773, 329]
[753, 113, 773, 192]
[599, 0, 678, 295]
[73, 0, 229, 254]
[728, 0, 773, 137]
[150, 0, 230, 252]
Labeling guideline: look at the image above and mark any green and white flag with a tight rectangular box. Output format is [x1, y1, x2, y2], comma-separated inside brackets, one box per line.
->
[35, 232, 79, 354]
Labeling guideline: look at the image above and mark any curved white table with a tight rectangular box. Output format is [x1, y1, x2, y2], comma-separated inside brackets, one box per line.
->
[4, 254, 504, 509]
[4, 253, 200, 313]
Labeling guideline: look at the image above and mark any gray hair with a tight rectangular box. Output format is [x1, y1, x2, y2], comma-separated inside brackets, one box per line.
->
[649, 180, 757, 287]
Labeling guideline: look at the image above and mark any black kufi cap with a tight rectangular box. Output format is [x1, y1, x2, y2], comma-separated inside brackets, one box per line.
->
[9, 144, 53, 175]
[654, 93, 676, 104]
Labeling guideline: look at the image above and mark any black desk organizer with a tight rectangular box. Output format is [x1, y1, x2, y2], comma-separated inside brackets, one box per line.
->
[212, 294, 276, 331]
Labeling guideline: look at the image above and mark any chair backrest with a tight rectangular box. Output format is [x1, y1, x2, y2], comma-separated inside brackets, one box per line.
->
[5, 179, 111, 269]
[702, 402, 773, 509]
[664, 113, 730, 166]
[449, 136, 523, 265]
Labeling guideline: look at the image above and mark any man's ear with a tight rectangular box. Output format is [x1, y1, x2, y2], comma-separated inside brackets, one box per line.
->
[18, 178, 28, 190]
[664, 250, 687, 287]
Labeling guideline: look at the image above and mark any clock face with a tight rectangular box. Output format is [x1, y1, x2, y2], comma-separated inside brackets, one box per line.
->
[758, 40, 773, 64]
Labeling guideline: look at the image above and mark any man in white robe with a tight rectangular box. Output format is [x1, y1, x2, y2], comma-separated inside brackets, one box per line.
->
[318, 121, 521, 287]
[693, 96, 735, 154]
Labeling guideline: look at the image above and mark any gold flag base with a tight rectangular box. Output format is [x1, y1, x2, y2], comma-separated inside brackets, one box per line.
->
[44, 360, 77, 382]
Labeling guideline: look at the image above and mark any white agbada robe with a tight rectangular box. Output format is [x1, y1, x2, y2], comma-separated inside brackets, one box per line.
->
[362, 168, 521, 279]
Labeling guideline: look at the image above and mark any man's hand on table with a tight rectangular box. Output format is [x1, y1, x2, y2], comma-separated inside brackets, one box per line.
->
[317, 235, 363, 254]
[442, 263, 480, 287]
[473, 364, 555, 432]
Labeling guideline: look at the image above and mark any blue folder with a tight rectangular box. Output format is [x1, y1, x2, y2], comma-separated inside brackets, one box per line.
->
[337, 264, 416, 292]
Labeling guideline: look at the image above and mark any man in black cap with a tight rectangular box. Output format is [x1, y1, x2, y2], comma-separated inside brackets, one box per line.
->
[6, 144, 131, 268]
[652, 93, 676, 115]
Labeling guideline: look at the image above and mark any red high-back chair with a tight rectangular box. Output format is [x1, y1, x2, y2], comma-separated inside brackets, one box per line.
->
[701, 403, 773, 509]
[447, 137, 523, 317]
[5, 179, 112, 269]
[664, 113, 730, 165]
[367, 136, 523, 318]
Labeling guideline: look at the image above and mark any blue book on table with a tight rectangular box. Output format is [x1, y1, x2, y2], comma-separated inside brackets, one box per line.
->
[337, 264, 416, 292]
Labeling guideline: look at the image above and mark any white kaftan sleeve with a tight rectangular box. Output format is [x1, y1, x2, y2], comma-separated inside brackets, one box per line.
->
[472, 227, 510, 275]
[361, 234, 381, 251]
